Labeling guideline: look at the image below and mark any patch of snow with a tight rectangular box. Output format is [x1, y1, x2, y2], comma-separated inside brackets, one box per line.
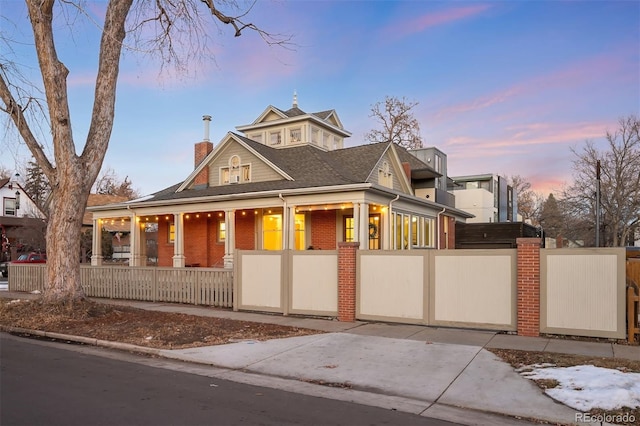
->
[520, 364, 640, 411]
[515, 362, 556, 372]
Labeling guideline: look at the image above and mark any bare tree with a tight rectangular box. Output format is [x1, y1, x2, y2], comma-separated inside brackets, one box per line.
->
[539, 193, 565, 239]
[0, 0, 286, 304]
[0, 165, 11, 179]
[562, 115, 640, 246]
[508, 175, 544, 225]
[366, 96, 423, 150]
[94, 167, 140, 200]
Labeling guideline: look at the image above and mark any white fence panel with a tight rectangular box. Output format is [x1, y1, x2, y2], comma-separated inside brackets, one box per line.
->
[236, 251, 283, 312]
[290, 252, 338, 315]
[358, 252, 426, 323]
[432, 250, 516, 330]
[8, 264, 233, 308]
[542, 248, 625, 338]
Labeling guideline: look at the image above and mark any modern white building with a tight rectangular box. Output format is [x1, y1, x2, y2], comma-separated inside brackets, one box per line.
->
[449, 174, 517, 223]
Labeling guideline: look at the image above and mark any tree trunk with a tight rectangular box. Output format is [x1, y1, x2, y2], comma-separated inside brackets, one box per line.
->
[43, 166, 90, 303]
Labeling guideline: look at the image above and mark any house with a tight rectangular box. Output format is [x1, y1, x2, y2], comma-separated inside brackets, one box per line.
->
[89, 97, 473, 268]
[0, 175, 47, 261]
[81, 194, 130, 262]
[449, 173, 517, 223]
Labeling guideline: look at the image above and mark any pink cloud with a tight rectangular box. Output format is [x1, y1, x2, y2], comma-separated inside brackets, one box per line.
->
[434, 47, 632, 122]
[444, 120, 610, 151]
[387, 4, 492, 39]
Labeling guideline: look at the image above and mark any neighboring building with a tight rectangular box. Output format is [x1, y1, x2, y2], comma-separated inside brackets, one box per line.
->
[407, 147, 455, 207]
[449, 174, 517, 223]
[89, 98, 472, 268]
[0, 175, 47, 261]
[82, 194, 130, 262]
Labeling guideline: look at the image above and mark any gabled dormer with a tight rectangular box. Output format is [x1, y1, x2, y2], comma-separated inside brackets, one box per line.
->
[235, 93, 351, 151]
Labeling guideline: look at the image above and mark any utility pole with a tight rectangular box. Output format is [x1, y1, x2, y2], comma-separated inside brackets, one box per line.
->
[595, 160, 601, 247]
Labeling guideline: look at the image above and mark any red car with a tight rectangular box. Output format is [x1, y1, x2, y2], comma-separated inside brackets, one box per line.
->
[0, 252, 46, 277]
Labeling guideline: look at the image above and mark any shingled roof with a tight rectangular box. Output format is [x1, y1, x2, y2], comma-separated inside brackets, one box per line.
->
[137, 139, 430, 204]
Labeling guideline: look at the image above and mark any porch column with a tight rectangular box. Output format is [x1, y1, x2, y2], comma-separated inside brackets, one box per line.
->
[129, 215, 140, 266]
[359, 202, 369, 250]
[382, 209, 390, 250]
[172, 213, 185, 267]
[129, 216, 147, 267]
[287, 205, 296, 250]
[353, 203, 360, 246]
[223, 209, 235, 268]
[91, 218, 103, 266]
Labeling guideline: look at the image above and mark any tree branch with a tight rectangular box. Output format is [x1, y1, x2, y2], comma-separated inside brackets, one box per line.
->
[0, 68, 55, 180]
[81, 0, 134, 192]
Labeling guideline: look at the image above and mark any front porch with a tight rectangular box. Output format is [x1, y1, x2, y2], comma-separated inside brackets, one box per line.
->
[90, 194, 445, 268]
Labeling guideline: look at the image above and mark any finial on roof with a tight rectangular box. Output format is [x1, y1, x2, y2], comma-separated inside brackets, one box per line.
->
[293, 90, 298, 108]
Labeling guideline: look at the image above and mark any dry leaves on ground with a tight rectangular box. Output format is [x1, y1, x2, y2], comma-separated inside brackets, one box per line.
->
[0, 299, 321, 349]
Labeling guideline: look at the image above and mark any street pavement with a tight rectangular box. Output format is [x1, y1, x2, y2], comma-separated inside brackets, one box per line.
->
[2, 292, 639, 425]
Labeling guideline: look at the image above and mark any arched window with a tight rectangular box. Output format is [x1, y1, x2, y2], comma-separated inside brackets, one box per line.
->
[378, 161, 393, 188]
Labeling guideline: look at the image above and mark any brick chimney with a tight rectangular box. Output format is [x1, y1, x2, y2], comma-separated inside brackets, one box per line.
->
[402, 162, 411, 181]
[194, 115, 213, 187]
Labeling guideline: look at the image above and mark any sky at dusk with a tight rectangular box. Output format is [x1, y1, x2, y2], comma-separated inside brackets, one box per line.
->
[1, 0, 638, 198]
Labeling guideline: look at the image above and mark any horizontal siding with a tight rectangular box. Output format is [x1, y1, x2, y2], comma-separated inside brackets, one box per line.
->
[209, 142, 283, 186]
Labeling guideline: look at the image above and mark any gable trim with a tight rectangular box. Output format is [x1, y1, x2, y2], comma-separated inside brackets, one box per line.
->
[237, 113, 351, 138]
[176, 133, 294, 192]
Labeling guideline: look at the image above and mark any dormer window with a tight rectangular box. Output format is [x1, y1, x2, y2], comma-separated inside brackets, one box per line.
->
[290, 128, 302, 143]
[378, 161, 393, 188]
[250, 133, 263, 144]
[270, 131, 282, 146]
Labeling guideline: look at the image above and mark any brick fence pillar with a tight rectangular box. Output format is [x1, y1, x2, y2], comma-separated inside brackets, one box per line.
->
[338, 242, 359, 322]
[516, 238, 541, 337]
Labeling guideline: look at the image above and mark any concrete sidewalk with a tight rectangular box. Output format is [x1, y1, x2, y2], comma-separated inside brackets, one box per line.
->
[2, 292, 639, 425]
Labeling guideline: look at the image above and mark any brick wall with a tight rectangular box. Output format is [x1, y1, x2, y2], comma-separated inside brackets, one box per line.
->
[235, 213, 256, 250]
[338, 242, 359, 321]
[208, 217, 224, 267]
[157, 219, 173, 267]
[517, 238, 541, 337]
[194, 141, 213, 187]
[447, 217, 456, 249]
[157, 212, 255, 267]
[311, 210, 337, 250]
[184, 216, 209, 266]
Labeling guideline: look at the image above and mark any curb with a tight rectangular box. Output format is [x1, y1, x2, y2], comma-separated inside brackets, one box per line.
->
[1, 326, 563, 426]
[0, 325, 163, 357]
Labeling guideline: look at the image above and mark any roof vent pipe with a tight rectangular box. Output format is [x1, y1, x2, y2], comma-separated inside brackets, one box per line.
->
[202, 115, 212, 142]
